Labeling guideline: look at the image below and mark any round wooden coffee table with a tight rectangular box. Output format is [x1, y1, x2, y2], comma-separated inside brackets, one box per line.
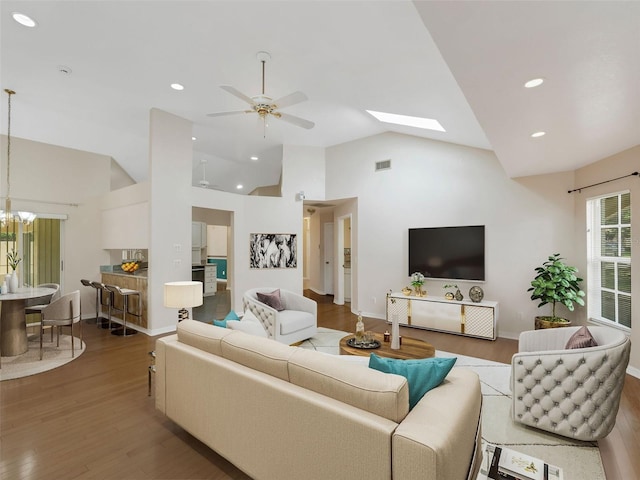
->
[339, 332, 435, 360]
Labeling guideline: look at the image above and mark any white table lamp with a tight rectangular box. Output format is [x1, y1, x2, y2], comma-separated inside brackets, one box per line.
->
[164, 281, 203, 322]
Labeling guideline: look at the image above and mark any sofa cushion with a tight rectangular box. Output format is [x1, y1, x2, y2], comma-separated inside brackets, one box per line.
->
[213, 319, 227, 328]
[288, 348, 410, 423]
[177, 319, 236, 357]
[224, 310, 240, 321]
[221, 330, 295, 381]
[565, 325, 598, 349]
[256, 289, 285, 311]
[369, 354, 457, 409]
[227, 309, 268, 338]
[278, 310, 315, 335]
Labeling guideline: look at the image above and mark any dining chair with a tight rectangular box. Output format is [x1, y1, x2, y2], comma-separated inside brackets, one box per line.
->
[25, 283, 61, 341]
[40, 290, 81, 360]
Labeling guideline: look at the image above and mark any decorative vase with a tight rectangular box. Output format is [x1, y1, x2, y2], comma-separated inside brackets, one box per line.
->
[355, 311, 365, 342]
[391, 314, 400, 350]
[535, 316, 572, 330]
[454, 289, 463, 301]
[9, 271, 18, 292]
[469, 286, 484, 303]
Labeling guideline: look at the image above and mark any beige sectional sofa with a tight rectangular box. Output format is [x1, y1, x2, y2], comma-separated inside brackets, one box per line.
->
[155, 320, 482, 480]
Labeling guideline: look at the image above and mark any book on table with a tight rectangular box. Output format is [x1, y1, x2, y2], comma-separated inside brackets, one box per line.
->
[485, 444, 563, 480]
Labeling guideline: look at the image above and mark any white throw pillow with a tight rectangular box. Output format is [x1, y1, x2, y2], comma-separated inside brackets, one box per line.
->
[226, 309, 268, 338]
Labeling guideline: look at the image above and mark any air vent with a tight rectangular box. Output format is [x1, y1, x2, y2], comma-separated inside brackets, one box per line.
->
[375, 159, 391, 171]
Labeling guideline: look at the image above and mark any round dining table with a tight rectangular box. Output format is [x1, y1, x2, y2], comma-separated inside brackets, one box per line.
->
[0, 287, 57, 356]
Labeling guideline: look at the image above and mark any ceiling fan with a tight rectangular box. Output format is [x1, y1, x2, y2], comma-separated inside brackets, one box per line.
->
[207, 51, 314, 132]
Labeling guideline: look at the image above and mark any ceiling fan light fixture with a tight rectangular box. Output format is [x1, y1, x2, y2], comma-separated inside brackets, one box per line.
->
[366, 110, 445, 132]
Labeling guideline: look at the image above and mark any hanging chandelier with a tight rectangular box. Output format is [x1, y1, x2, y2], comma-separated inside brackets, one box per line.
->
[3, 89, 36, 226]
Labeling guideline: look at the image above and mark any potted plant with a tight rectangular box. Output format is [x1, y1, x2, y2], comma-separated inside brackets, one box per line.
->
[410, 272, 426, 296]
[6, 249, 21, 292]
[528, 253, 585, 329]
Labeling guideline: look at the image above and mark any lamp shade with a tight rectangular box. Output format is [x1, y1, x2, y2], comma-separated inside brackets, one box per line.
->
[164, 281, 203, 309]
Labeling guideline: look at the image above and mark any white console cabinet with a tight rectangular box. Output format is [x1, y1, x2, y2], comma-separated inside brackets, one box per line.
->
[386, 293, 497, 340]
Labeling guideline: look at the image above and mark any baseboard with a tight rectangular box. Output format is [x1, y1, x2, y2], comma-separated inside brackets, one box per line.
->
[627, 365, 640, 379]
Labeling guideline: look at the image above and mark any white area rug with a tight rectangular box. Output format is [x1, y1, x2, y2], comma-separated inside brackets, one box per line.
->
[0, 333, 86, 381]
[300, 328, 605, 480]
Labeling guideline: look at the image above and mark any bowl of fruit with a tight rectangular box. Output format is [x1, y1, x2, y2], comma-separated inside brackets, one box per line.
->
[121, 260, 140, 274]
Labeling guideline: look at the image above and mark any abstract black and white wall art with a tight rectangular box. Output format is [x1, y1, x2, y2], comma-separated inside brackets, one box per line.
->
[250, 233, 297, 269]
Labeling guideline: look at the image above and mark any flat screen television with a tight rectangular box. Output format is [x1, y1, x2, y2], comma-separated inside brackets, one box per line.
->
[408, 225, 485, 281]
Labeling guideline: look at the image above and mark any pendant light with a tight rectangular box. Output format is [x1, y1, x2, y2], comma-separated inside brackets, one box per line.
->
[3, 89, 36, 225]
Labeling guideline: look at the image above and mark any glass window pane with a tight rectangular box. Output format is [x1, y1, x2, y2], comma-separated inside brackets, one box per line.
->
[601, 196, 618, 225]
[601, 262, 615, 289]
[601, 291, 616, 321]
[621, 192, 631, 224]
[621, 227, 631, 257]
[601, 228, 619, 257]
[618, 263, 631, 293]
[618, 294, 631, 328]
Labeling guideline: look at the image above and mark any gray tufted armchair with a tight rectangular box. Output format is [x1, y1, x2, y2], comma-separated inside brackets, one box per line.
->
[511, 325, 630, 441]
[243, 288, 317, 345]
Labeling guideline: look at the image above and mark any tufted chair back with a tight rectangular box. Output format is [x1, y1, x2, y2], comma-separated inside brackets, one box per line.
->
[511, 326, 630, 441]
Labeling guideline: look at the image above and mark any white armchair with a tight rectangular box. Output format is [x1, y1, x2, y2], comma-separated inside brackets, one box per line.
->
[242, 288, 317, 345]
[511, 325, 630, 441]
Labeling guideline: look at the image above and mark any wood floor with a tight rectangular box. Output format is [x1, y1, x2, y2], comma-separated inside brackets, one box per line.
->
[1, 291, 638, 479]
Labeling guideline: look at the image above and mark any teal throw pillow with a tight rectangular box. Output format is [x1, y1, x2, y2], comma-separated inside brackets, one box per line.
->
[213, 319, 227, 328]
[368, 354, 457, 409]
[224, 310, 240, 321]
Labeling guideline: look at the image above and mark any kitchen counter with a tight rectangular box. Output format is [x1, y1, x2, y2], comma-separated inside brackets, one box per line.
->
[101, 272, 148, 329]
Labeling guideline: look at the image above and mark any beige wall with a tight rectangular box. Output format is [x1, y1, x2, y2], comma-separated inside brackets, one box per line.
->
[0, 135, 113, 314]
[574, 145, 640, 373]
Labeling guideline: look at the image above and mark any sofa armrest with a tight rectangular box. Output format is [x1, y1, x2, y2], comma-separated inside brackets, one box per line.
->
[243, 295, 277, 338]
[393, 368, 482, 480]
[154, 334, 179, 414]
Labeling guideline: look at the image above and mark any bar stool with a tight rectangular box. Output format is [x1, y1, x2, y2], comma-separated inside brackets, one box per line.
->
[89, 281, 111, 329]
[81, 279, 97, 325]
[104, 284, 139, 336]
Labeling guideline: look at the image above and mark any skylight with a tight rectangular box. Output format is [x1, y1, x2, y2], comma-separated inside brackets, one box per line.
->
[366, 110, 445, 132]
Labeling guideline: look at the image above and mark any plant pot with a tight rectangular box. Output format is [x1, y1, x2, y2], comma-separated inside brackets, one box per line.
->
[535, 316, 572, 330]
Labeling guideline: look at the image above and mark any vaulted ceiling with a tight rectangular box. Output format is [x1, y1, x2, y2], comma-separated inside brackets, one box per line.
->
[2, 1, 638, 194]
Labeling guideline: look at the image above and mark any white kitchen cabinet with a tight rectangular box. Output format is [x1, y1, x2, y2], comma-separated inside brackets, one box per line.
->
[192, 222, 207, 249]
[204, 264, 217, 296]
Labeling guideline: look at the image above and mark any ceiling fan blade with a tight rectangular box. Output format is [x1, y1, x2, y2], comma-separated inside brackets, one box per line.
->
[206, 110, 252, 117]
[276, 112, 315, 130]
[220, 85, 256, 106]
[272, 91, 308, 109]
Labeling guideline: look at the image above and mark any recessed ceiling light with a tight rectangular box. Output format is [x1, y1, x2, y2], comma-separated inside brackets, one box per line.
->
[366, 110, 445, 132]
[12, 12, 37, 27]
[531, 131, 546, 138]
[171, 83, 184, 91]
[524, 78, 545, 88]
[192, 136, 197, 141]
[236, 184, 243, 190]
[250, 156, 258, 161]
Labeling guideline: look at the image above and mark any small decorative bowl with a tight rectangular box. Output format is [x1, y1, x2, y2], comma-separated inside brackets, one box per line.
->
[402, 287, 412, 296]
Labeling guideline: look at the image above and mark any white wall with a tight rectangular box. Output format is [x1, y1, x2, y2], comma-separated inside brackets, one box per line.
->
[574, 145, 640, 373]
[148, 109, 194, 334]
[325, 132, 577, 338]
[281, 145, 326, 202]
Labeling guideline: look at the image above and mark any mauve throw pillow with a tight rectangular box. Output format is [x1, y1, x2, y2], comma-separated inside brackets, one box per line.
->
[565, 326, 598, 349]
[256, 289, 285, 311]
